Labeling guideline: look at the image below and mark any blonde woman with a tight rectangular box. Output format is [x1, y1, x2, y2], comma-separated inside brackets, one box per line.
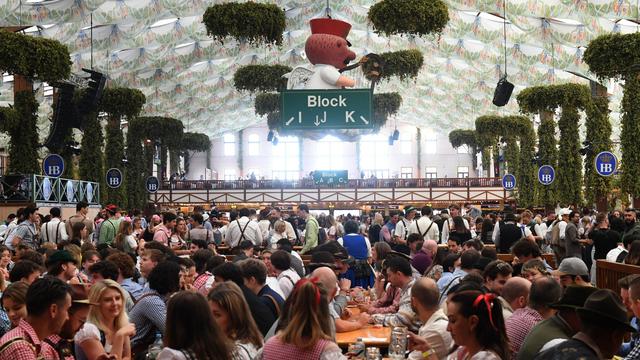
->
[268, 220, 288, 249]
[208, 281, 263, 359]
[74, 280, 136, 360]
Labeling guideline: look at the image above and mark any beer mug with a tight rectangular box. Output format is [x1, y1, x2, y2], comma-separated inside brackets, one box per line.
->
[389, 326, 407, 359]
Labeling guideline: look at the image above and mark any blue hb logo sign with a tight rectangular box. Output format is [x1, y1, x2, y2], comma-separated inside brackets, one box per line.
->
[105, 168, 123, 189]
[594, 151, 617, 177]
[43, 154, 64, 178]
[502, 174, 516, 190]
[146, 176, 159, 193]
[538, 165, 555, 185]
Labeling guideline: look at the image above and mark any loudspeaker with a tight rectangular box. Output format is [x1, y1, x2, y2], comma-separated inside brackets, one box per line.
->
[492, 76, 514, 107]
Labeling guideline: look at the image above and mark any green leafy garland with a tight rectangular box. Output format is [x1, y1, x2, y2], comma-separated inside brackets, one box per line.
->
[376, 50, 424, 81]
[234, 65, 291, 92]
[203, 2, 286, 46]
[474, 115, 536, 206]
[100, 88, 145, 207]
[536, 114, 558, 207]
[584, 96, 612, 206]
[448, 129, 477, 149]
[3, 92, 39, 174]
[180, 131, 211, 176]
[0, 30, 71, 84]
[448, 129, 479, 169]
[373, 92, 402, 128]
[125, 119, 146, 210]
[255, 93, 279, 116]
[517, 84, 592, 206]
[368, 0, 449, 37]
[619, 76, 640, 200]
[583, 33, 640, 201]
[100, 88, 146, 119]
[134, 117, 184, 182]
[104, 122, 126, 206]
[79, 111, 104, 184]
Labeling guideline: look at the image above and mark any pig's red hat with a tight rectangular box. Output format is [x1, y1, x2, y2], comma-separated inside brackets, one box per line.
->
[310, 18, 352, 40]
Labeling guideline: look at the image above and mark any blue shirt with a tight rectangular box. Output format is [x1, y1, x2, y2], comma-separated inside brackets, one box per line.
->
[129, 290, 166, 347]
[121, 278, 144, 301]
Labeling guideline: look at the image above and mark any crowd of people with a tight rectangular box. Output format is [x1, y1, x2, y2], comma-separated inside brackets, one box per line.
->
[0, 201, 638, 359]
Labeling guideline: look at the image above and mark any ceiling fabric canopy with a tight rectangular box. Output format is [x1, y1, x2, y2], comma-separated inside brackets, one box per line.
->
[0, 0, 637, 138]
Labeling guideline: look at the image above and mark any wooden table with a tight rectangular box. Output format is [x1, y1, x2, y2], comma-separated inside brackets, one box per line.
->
[335, 307, 391, 347]
[335, 324, 391, 347]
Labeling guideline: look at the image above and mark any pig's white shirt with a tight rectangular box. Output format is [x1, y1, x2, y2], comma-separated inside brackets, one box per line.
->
[306, 64, 342, 89]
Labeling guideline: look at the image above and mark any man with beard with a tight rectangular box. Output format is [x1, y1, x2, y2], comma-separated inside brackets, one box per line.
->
[622, 208, 640, 244]
[44, 285, 107, 359]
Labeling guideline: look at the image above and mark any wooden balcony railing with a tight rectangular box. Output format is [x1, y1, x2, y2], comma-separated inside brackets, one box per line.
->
[161, 177, 503, 191]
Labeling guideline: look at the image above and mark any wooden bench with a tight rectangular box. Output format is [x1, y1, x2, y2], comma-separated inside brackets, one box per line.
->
[596, 260, 640, 293]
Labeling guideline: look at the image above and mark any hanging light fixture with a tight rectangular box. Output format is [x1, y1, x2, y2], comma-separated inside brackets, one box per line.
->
[392, 128, 400, 141]
[267, 130, 274, 142]
[492, 0, 514, 107]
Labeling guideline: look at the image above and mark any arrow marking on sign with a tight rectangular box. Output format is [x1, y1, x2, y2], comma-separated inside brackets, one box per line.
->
[314, 112, 327, 127]
[286, 112, 302, 126]
[360, 116, 369, 124]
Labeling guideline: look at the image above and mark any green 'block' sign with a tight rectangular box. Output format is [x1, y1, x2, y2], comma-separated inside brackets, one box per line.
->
[280, 89, 373, 130]
[313, 170, 348, 185]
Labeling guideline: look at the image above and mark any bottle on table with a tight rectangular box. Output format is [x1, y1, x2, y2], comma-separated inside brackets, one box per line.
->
[347, 337, 366, 359]
[145, 331, 163, 359]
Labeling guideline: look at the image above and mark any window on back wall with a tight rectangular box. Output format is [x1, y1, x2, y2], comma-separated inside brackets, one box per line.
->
[425, 167, 437, 179]
[424, 130, 437, 154]
[360, 134, 389, 176]
[271, 136, 299, 180]
[315, 135, 343, 170]
[457, 166, 469, 178]
[401, 167, 413, 178]
[224, 169, 236, 181]
[248, 134, 260, 156]
[223, 133, 235, 156]
[400, 133, 412, 155]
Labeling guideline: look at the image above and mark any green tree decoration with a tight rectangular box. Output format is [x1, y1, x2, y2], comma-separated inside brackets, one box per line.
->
[233, 65, 292, 92]
[518, 84, 592, 206]
[181, 132, 210, 175]
[79, 111, 104, 184]
[474, 115, 536, 207]
[125, 119, 147, 210]
[584, 95, 612, 206]
[100, 88, 146, 207]
[536, 114, 558, 207]
[0, 30, 71, 84]
[203, 2, 286, 46]
[368, 0, 449, 37]
[377, 49, 424, 81]
[2, 92, 39, 174]
[584, 33, 640, 204]
[0, 31, 71, 176]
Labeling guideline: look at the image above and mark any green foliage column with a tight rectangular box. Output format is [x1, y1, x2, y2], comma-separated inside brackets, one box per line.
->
[557, 105, 582, 205]
[583, 32, 640, 204]
[7, 92, 40, 174]
[584, 96, 612, 206]
[125, 120, 146, 210]
[513, 117, 537, 207]
[100, 88, 145, 207]
[79, 112, 104, 183]
[60, 128, 76, 179]
[620, 76, 640, 200]
[536, 114, 558, 207]
[104, 122, 126, 206]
